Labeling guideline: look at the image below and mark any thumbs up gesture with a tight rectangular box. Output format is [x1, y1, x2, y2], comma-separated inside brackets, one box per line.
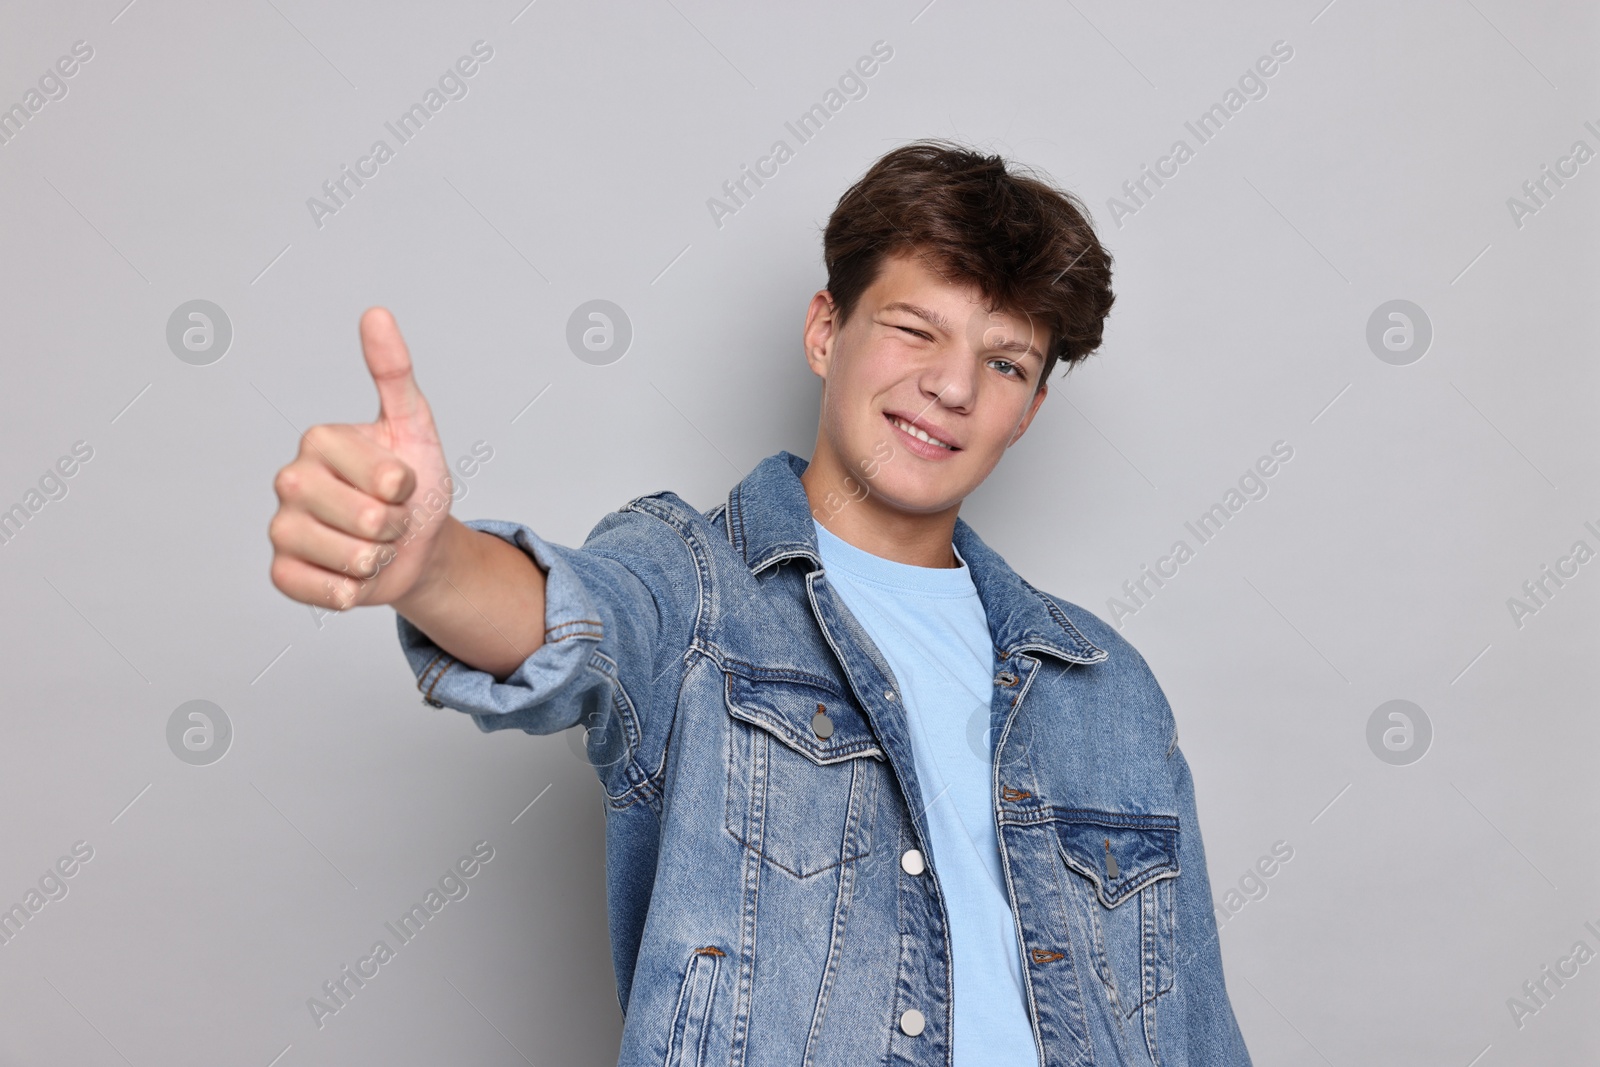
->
[269, 307, 454, 610]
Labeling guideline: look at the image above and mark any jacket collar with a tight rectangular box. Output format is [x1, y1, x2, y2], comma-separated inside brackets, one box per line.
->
[724, 451, 1109, 666]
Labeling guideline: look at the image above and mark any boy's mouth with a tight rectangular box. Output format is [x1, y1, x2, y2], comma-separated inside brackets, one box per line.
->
[885, 411, 959, 452]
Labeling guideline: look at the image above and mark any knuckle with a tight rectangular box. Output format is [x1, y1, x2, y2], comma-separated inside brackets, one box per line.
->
[273, 466, 301, 499]
[269, 557, 295, 595]
[346, 545, 379, 579]
[379, 462, 412, 500]
[301, 424, 333, 453]
[360, 505, 387, 539]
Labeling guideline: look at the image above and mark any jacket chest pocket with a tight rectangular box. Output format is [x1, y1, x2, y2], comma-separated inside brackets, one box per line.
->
[1055, 812, 1180, 1018]
[722, 667, 885, 880]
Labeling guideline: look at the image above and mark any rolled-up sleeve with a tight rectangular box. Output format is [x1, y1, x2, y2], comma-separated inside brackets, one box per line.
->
[395, 506, 697, 771]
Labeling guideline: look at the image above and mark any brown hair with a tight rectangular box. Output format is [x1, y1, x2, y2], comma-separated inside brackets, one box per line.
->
[822, 140, 1115, 384]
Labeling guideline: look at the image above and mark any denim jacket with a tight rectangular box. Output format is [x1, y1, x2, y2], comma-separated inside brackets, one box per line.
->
[397, 450, 1253, 1067]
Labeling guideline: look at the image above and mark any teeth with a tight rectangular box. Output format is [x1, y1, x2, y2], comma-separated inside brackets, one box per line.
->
[892, 416, 953, 450]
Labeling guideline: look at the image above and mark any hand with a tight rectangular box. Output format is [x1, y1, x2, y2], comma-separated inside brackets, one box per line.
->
[269, 307, 455, 611]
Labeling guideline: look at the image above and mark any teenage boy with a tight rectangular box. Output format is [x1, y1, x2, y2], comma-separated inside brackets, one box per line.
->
[269, 141, 1253, 1066]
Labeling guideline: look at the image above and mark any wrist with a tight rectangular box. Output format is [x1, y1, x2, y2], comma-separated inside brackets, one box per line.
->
[392, 515, 472, 619]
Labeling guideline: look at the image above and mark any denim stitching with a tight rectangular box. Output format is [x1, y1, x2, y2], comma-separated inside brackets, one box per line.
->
[1019, 574, 1112, 662]
[423, 656, 455, 703]
[544, 617, 602, 636]
[544, 628, 602, 644]
[414, 652, 445, 694]
[616, 495, 718, 810]
[418, 654, 449, 693]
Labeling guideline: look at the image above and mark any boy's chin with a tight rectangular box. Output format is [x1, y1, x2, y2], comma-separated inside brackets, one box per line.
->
[861, 474, 965, 516]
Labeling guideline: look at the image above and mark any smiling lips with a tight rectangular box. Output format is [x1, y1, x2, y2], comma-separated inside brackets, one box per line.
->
[885, 412, 958, 452]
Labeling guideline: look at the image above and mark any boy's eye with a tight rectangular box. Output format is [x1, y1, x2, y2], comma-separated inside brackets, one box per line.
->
[886, 324, 1026, 379]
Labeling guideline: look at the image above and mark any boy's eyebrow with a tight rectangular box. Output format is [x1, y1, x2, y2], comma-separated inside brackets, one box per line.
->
[882, 301, 953, 332]
[881, 300, 1043, 363]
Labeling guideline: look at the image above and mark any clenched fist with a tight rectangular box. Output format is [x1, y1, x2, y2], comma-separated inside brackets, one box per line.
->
[268, 307, 454, 611]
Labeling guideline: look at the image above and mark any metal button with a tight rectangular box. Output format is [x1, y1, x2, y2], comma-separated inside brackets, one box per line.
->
[899, 1008, 926, 1036]
[884, 690, 897, 702]
[900, 848, 925, 876]
[811, 706, 834, 738]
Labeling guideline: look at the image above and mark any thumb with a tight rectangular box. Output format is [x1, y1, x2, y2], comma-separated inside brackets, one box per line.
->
[359, 307, 429, 429]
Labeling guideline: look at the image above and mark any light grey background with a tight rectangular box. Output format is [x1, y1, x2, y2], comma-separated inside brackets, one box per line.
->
[1, 1, 1595, 1064]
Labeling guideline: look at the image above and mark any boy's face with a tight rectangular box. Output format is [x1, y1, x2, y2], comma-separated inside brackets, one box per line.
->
[803, 248, 1051, 517]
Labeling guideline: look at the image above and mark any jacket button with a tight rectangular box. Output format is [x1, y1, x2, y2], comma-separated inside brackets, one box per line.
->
[811, 707, 834, 738]
[884, 690, 897, 702]
[899, 1008, 926, 1036]
[900, 848, 925, 876]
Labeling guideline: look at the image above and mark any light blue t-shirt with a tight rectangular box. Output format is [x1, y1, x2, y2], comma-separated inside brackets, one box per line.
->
[813, 519, 1037, 1064]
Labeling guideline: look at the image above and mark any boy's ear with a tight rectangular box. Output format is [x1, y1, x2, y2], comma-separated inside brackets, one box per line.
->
[803, 290, 839, 379]
[1008, 379, 1049, 447]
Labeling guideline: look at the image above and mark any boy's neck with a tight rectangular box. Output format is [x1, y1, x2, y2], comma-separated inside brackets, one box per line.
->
[800, 450, 961, 569]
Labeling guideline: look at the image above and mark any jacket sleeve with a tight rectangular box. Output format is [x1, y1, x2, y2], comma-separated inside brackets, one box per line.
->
[394, 505, 699, 797]
[1168, 738, 1255, 1065]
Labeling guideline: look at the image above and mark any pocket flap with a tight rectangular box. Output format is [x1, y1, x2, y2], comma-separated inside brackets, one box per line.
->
[1056, 810, 1180, 907]
[723, 668, 885, 765]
